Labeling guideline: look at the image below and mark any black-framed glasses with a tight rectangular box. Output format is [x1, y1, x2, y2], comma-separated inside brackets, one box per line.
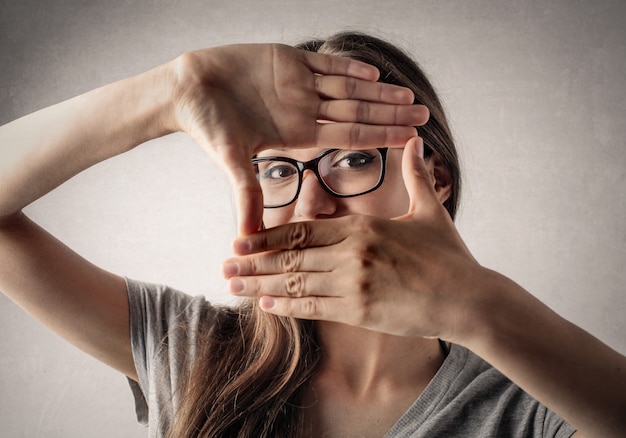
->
[252, 148, 389, 208]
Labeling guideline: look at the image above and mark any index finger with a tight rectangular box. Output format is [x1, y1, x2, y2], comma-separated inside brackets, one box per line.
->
[302, 50, 380, 82]
[233, 218, 348, 255]
[220, 157, 264, 236]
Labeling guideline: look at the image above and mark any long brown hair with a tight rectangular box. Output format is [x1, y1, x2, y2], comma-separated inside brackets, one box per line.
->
[167, 31, 461, 437]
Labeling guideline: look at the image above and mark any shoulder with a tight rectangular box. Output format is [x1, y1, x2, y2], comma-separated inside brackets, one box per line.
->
[125, 277, 223, 361]
[125, 277, 217, 326]
[457, 346, 573, 432]
[398, 345, 576, 437]
[125, 278, 229, 429]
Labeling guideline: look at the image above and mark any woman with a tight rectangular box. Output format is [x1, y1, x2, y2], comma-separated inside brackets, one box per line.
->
[0, 32, 624, 437]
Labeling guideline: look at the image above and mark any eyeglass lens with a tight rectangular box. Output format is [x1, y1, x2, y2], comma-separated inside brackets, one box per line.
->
[254, 149, 384, 208]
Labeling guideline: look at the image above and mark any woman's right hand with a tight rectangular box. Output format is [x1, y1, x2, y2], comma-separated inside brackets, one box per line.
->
[164, 44, 429, 234]
[0, 43, 426, 381]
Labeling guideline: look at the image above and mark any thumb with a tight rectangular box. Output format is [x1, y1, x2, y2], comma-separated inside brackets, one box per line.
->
[400, 136, 438, 218]
[225, 162, 264, 236]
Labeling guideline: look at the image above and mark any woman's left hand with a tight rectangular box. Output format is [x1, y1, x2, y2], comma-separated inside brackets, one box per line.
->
[222, 137, 484, 342]
[225, 136, 626, 437]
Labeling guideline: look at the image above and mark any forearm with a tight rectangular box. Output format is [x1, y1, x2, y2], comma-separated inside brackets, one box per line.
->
[0, 61, 176, 218]
[461, 269, 626, 437]
[0, 59, 181, 377]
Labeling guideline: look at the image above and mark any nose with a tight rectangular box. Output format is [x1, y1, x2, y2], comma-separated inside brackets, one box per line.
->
[293, 170, 338, 219]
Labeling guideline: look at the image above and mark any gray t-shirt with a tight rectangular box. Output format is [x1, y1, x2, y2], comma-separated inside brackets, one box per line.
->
[126, 278, 576, 437]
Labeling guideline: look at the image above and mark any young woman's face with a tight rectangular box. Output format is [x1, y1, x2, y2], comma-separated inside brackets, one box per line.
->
[259, 147, 411, 228]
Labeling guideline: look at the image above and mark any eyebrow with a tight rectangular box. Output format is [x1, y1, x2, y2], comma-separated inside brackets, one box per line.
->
[257, 148, 292, 157]
[258, 148, 288, 154]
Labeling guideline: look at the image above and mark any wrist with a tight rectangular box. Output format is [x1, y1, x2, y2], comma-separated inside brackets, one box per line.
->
[445, 267, 517, 349]
[451, 267, 551, 358]
[165, 48, 220, 136]
[88, 62, 180, 154]
[128, 61, 179, 141]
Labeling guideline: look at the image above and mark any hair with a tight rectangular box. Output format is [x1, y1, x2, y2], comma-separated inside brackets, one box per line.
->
[166, 31, 461, 437]
[298, 32, 461, 219]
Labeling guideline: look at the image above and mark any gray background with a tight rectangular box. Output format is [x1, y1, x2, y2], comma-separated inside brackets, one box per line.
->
[1, 0, 625, 437]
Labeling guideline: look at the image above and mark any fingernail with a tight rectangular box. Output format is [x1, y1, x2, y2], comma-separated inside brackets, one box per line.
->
[233, 238, 251, 255]
[260, 296, 275, 310]
[222, 261, 239, 278]
[229, 278, 245, 294]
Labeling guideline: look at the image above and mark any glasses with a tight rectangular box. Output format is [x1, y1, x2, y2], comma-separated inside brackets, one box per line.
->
[252, 148, 388, 208]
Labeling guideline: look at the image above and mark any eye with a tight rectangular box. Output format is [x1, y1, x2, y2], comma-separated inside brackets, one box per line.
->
[263, 163, 297, 181]
[332, 151, 377, 169]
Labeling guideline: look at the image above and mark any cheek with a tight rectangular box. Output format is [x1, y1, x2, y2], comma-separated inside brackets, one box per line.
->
[369, 180, 410, 218]
[365, 152, 411, 218]
[262, 208, 291, 228]
[260, 172, 411, 225]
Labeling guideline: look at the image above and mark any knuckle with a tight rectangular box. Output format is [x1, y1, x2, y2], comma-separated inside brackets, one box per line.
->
[357, 277, 373, 296]
[251, 233, 271, 253]
[349, 124, 361, 147]
[393, 104, 402, 124]
[300, 297, 319, 318]
[314, 74, 324, 94]
[355, 284, 378, 327]
[352, 213, 376, 232]
[288, 222, 311, 249]
[380, 126, 393, 149]
[358, 255, 373, 269]
[318, 99, 330, 117]
[378, 83, 386, 102]
[246, 256, 259, 274]
[356, 101, 370, 123]
[323, 55, 334, 74]
[280, 250, 302, 272]
[285, 273, 306, 297]
[350, 239, 377, 269]
[344, 77, 358, 98]
[344, 217, 381, 268]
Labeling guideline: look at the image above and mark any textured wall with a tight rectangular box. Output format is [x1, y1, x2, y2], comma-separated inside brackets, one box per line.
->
[1, 0, 625, 436]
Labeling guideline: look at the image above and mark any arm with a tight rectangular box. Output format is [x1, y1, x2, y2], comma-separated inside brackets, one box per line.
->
[0, 44, 425, 380]
[415, 247, 626, 437]
[460, 270, 625, 438]
[0, 64, 173, 380]
[225, 137, 626, 437]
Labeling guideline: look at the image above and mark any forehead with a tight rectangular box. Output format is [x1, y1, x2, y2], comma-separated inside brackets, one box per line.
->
[257, 147, 404, 160]
[256, 147, 322, 160]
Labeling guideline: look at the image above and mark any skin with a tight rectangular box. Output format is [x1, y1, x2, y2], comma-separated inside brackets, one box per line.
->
[0, 44, 425, 383]
[225, 138, 626, 437]
[239, 142, 456, 436]
[1, 42, 625, 437]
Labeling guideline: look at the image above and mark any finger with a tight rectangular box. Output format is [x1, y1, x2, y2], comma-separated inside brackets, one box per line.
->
[314, 75, 414, 104]
[228, 272, 339, 299]
[223, 246, 333, 278]
[400, 136, 440, 217]
[302, 50, 380, 81]
[314, 123, 418, 150]
[233, 218, 347, 255]
[223, 160, 264, 235]
[259, 295, 343, 322]
[318, 100, 429, 126]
